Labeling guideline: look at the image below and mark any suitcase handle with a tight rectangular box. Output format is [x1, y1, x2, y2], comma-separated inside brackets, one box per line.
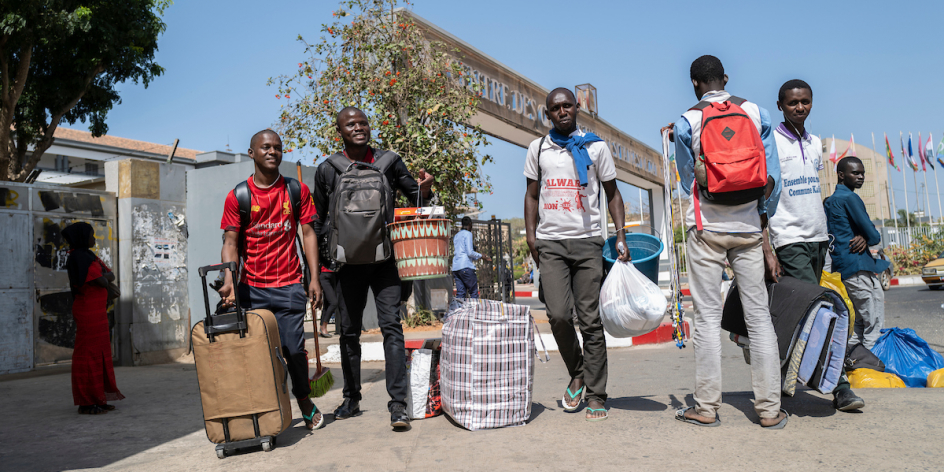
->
[274, 347, 289, 394]
[198, 261, 246, 339]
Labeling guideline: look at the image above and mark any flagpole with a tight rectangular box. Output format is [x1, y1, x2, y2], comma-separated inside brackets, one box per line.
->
[874, 132, 898, 232]
[902, 131, 912, 238]
[923, 169, 932, 226]
[934, 167, 942, 226]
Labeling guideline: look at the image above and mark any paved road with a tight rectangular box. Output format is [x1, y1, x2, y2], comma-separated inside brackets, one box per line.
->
[1, 286, 941, 471]
[882, 285, 944, 354]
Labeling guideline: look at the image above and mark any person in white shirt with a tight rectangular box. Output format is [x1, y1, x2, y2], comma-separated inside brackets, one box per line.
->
[765, 79, 865, 412]
[663, 55, 786, 429]
[524, 88, 630, 422]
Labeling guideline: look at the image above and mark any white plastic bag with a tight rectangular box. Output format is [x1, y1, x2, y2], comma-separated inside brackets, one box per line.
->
[600, 261, 667, 338]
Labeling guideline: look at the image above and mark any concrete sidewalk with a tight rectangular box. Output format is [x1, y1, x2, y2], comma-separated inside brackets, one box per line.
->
[2, 338, 942, 471]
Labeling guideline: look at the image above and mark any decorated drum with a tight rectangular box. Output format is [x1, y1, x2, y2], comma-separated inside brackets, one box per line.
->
[388, 218, 451, 280]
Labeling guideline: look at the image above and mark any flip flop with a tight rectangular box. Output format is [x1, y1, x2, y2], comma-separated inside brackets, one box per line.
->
[561, 385, 584, 412]
[675, 406, 720, 427]
[586, 407, 608, 422]
[319, 332, 333, 338]
[761, 409, 789, 430]
[78, 405, 108, 415]
[302, 403, 325, 430]
[97, 404, 117, 411]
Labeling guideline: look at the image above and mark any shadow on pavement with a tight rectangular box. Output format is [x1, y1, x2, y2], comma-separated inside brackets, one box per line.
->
[713, 390, 837, 423]
[607, 395, 669, 412]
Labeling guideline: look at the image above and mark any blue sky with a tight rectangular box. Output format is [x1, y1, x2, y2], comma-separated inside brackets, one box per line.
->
[98, 0, 944, 220]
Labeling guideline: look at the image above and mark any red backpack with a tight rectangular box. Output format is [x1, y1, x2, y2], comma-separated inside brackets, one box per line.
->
[691, 96, 768, 230]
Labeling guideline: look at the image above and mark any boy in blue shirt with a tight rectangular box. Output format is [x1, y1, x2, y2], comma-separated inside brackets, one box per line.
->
[452, 217, 489, 298]
[824, 157, 889, 349]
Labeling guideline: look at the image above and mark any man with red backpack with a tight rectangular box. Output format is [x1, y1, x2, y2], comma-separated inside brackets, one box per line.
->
[664, 55, 786, 429]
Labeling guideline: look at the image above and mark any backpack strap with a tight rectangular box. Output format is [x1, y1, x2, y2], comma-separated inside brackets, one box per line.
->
[327, 154, 351, 175]
[372, 149, 399, 173]
[234, 180, 252, 230]
[689, 95, 747, 111]
[284, 176, 302, 224]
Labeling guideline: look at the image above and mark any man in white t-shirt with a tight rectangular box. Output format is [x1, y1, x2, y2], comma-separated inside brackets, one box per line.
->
[765, 79, 865, 412]
[524, 87, 630, 422]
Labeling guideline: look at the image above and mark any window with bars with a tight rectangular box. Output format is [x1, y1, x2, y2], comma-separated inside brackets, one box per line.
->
[866, 203, 878, 218]
[860, 181, 875, 197]
[84, 162, 99, 176]
[862, 158, 873, 173]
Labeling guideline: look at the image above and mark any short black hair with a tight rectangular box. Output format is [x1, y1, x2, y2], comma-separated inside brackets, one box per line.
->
[250, 129, 280, 147]
[690, 55, 725, 84]
[336, 106, 367, 125]
[545, 87, 576, 107]
[778, 79, 812, 102]
[461, 216, 472, 228]
[837, 156, 863, 174]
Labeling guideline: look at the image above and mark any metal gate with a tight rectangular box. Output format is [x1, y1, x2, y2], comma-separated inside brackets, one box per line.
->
[456, 218, 514, 302]
[0, 181, 118, 374]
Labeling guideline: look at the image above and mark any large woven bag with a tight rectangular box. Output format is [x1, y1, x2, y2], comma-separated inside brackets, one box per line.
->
[440, 299, 548, 431]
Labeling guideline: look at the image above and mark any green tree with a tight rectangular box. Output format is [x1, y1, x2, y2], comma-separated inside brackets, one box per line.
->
[0, 0, 168, 181]
[270, 0, 492, 217]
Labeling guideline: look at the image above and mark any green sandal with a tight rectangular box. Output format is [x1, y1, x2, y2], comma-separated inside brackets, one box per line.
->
[586, 407, 608, 422]
[302, 403, 324, 430]
[562, 385, 585, 412]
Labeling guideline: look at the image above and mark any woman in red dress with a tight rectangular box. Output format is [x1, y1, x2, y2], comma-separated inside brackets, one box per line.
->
[63, 222, 125, 415]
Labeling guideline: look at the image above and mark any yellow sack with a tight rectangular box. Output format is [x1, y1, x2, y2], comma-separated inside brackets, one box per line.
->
[848, 368, 906, 388]
[820, 271, 855, 330]
[928, 369, 944, 388]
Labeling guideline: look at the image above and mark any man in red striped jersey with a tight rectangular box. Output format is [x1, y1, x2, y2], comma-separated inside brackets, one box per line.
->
[218, 129, 325, 430]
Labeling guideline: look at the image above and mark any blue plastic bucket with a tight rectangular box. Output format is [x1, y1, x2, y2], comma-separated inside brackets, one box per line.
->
[602, 232, 663, 284]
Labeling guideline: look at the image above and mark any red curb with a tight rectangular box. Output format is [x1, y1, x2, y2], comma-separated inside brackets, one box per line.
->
[681, 288, 691, 296]
[889, 278, 899, 286]
[514, 291, 538, 298]
[631, 321, 691, 346]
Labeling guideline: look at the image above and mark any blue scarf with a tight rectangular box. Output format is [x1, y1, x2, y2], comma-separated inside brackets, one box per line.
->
[548, 128, 602, 187]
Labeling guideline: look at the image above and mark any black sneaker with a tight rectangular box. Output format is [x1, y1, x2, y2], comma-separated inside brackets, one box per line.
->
[390, 404, 411, 430]
[333, 398, 361, 419]
[833, 388, 865, 412]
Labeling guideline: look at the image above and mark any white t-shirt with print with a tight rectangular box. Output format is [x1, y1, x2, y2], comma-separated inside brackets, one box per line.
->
[768, 124, 828, 249]
[523, 130, 618, 240]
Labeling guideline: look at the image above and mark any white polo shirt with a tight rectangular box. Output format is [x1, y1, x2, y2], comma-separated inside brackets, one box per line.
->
[523, 130, 618, 240]
[768, 123, 828, 249]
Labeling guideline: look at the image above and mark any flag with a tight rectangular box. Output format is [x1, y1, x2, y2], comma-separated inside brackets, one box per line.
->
[828, 135, 838, 164]
[918, 132, 927, 171]
[838, 146, 850, 161]
[850, 133, 857, 157]
[937, 136, 944, 168]
[669, 153, 680, 182]
[907, 132, 919, 170]
[927, 133, 935, 170]
[885, 133, 900, 171]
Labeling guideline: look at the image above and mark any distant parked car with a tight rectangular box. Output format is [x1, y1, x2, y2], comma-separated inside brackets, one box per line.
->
[870, 246, 894, 291]
[921, 251, 944, 291]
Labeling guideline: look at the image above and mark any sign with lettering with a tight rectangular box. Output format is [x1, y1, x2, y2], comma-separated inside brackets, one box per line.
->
[402, 9, 664, 186]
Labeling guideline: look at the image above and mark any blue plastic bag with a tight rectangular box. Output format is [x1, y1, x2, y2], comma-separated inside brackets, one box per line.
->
[872, 328, 944, 387]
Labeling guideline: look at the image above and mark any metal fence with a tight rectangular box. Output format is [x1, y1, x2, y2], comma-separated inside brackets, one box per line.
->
[882, 226, 942, 247]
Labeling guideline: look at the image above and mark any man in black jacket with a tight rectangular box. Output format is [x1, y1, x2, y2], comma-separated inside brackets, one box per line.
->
[312, 107, 433, 430]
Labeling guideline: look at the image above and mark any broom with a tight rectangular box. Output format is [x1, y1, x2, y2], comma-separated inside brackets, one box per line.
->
[297, 161, 334, 398]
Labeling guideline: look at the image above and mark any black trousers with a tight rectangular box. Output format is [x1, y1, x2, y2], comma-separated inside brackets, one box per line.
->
[336, 259, 407, 411]
[238, 283, 311, 400]
[319, 271, 340, 334]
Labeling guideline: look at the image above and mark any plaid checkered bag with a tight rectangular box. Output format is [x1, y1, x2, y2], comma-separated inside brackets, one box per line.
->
[440, 299, 548, 431]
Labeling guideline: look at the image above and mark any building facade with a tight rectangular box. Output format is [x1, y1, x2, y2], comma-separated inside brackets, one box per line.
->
[818, 137, 892, 222]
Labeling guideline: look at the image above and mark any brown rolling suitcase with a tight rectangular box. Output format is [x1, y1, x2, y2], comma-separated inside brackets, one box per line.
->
[191, 262, 292, 459]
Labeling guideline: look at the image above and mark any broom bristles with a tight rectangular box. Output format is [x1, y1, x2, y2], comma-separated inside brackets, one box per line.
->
[309, 367, 334, 398]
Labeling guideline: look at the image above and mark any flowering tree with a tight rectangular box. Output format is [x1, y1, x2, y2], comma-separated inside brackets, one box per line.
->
[269, 0, 492, 216]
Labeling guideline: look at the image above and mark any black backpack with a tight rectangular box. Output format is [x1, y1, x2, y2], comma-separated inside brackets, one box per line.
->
[325, 151, 398, 265]
[233, 176, 310, 286]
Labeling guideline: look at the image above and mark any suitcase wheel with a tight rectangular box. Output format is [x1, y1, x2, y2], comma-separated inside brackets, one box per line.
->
[261, 438, 273, 452]
[216, 445, 226, 459]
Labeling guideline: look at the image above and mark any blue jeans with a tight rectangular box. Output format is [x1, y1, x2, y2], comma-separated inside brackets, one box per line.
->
[453, 268, 479, 299]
